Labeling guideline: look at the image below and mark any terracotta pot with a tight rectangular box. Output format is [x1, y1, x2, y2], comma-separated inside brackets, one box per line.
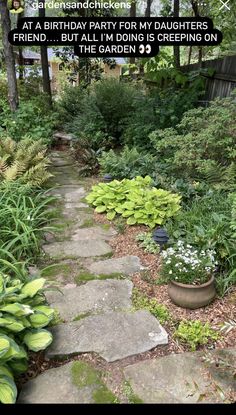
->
[168, 276, 216, 309]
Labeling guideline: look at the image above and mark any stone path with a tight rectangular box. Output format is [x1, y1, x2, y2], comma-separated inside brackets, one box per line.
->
[19, 150, 236, 404]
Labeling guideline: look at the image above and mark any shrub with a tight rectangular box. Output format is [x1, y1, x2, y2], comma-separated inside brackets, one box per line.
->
[0, 137, 52, 186]
[68, 79, 137, 149]
[0, 274, 54, 403]
[123, 86, 201, 150]
[149, 95, 236, 188]
[99, 146, 158, 180]
[57, 85, 85, 124]
[86, 176, 181, 228]
[174, 320, 219, 351]
[0, 99, 56, 144]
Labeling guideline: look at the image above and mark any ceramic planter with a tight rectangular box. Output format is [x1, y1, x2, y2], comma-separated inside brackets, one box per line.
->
[168, 276, 216, 309]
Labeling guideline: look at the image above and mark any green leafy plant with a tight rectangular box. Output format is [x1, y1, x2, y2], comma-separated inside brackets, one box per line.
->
[132, 289, 171, 324]
[0, 274, 54, 403]
[174, 320, 219, 351]
[67, 79, 137, 149]
[0, 182, 56, 262]
[0, 99, 56, 144]
[0, 136, 52, 186]
[99, 146, 158, 180]
[86, 176, 181, 228]
[149, 95, 236, 189]
[136, 232, 160, 254]
[71, 138, 102, 176]
[166, 192, 236, 295]
[123, 82, 202, 151]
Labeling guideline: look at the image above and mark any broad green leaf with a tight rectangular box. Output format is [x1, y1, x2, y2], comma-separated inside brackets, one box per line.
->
[0, 303, 33, 317]
[23, 329, 53, 351]
[0, 365, 13, 379]
[0, 336, 10, 358]
[106, 211, 116, 220]
[33, 306, 54, 319]
[0, 316, 25, 332]
[0, 375, 17, 404]
[95, 205, 107, 213]
[21, 278, 45, 298]
[9, 358, 28, 374]
[1, 339, 21, 361]
[127, 217, 137, 225]
[29, 314, 51, 329]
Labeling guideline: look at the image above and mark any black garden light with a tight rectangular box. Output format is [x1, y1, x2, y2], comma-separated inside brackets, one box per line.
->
[152, 227, 169, 251]
[103, 174, 113, 183]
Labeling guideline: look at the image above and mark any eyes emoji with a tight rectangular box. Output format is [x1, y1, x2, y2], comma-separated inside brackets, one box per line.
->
[139, 44, 152, 54]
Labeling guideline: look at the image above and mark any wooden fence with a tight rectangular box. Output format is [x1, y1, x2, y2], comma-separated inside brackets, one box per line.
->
[181, 55, 236, 102]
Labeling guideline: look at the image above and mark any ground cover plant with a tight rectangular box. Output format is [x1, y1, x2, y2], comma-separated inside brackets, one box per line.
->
[174, 320, 219, 351]
[86, 176, 181, 228]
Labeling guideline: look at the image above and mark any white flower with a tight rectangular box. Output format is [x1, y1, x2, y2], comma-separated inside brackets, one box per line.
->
[169, 270, 173, 274]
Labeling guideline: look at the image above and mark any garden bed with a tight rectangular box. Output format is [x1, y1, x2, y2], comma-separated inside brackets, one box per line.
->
[94, 211, 236, 351]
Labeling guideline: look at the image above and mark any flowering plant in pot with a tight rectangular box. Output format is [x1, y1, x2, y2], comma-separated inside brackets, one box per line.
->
[160, 241, 217, 309]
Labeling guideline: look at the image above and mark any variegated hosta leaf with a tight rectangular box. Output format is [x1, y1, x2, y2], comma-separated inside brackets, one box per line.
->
[23, 329, 53, 352]
[0, 374, 17, 404]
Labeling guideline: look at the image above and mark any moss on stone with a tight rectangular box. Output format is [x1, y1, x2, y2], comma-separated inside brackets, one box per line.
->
[79, 218, 95, 228]
[71, 361, 100, 388]
[40, 263, 72, 278]
[75, 272, 123, 283]
[123, 380, 143, 404]
[92, 385, 119, 404]
[101, 223, 111, 231]
[71, 361, 118, 403]
[73, 312, 91, 321]
[99, 252, 113, 259]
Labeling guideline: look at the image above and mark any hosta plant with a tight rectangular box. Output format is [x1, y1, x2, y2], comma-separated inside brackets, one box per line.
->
[0, 273, 55, 404]
[86, 176, 181, 228]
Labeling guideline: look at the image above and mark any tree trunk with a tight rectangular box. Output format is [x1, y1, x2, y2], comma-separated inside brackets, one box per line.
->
[173, 0, 180, 68]
[191, 1, 203, 68]
[129, 1, 136, 77]
[0, 0, 19, 111]
[188, 46, 192, 65]
[39, 0, 52, 105]
[17, 13, 24, 81]
[145, 0, 152, 17]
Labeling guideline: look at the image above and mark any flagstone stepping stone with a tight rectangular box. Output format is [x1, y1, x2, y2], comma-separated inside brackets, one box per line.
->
[50, 157, 74, 167]
[43, 239, 112, 259]
[88, 256, 146, 276]
[18, 361, 117, 404]
[46, 310, 168, 362]
[64, 187, 87, 203]
[71, 226, 117, 241]
[46, 279, 133, 321]
[123, 348, 236, 403]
